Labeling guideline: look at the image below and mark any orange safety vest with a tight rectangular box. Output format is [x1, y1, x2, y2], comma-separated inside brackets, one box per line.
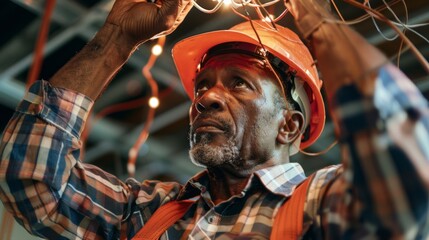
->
[131, 174, 313, 240]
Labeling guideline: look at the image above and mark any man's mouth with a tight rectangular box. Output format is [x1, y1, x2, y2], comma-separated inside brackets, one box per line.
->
[193, 119, 226, 134]
[191, 114, 233, 136]
[195, 125, 224, 133]
[190, 116, 232, 146]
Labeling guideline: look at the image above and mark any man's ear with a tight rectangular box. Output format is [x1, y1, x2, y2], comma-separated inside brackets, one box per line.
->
[277, 110, 305, 145]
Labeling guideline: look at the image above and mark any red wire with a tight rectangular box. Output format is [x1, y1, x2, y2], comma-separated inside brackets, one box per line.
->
[128, 36, 166, 176]
[3, 1, 57, 238]
[95, 86, 174, 121]
[26, 0, 56, 88]
[79, 85, 174, 160]
[0, 211, 14, 240]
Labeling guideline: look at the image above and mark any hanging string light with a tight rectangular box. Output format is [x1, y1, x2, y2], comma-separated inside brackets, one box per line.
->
[127, 36, 165, 177]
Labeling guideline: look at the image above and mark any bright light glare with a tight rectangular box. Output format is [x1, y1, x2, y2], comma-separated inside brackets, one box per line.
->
[263, 14, 275, 22]
[148, 97, 160, 109]
[223, 0, 232, 5]
[151, 44, 163, 56]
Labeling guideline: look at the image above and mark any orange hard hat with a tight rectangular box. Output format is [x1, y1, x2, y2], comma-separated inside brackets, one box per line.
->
[172, 21, 325, 149]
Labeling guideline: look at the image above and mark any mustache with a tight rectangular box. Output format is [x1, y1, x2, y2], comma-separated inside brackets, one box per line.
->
[190, 113, 233, 134]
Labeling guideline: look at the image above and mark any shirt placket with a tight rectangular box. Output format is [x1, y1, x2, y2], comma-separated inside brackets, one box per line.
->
[189, 207, 221, 239]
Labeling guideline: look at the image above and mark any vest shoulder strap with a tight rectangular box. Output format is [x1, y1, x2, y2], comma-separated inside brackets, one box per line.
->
[131, 200, 194, 240]
[131, 174, 314, 240]
[271, 174, 314, 240]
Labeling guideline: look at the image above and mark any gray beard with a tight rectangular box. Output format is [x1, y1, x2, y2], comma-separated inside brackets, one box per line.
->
[189, 133, 241, 168]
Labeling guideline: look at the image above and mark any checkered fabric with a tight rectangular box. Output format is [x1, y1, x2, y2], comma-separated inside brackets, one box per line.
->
[0, 63, 428, 239]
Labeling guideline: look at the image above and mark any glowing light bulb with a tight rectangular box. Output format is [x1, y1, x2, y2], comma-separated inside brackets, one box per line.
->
[151, 44, 163, 56]
[148, 97, 160, 109]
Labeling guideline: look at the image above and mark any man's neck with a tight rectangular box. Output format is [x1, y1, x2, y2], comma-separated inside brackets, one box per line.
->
[204, 154, 289, 205]
[207, 167, 252, 205]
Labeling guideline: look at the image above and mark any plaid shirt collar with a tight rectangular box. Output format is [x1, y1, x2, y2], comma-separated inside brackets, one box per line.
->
[177, 163, 307, 200]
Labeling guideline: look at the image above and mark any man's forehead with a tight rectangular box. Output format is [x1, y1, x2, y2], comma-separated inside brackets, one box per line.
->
[194, 53, 287, 96]
[197, 53, 268, 74]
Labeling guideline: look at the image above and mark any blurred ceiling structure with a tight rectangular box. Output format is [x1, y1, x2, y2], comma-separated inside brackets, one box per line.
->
[0, 0, 428, 183]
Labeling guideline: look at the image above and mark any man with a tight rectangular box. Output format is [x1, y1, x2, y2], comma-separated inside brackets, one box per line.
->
[1, 0, 428, 239]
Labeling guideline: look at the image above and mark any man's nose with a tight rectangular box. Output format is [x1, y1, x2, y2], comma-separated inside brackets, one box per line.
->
[195, 88, 226, 113]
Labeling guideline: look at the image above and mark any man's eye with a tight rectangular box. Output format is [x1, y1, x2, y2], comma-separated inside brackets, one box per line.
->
[233, 78, 249, 89]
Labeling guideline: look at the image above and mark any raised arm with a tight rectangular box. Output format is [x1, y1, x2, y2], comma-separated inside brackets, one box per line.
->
[51, 0, 191, 99]
[0, 0, 191, 239]
[286, 0, 429, 238]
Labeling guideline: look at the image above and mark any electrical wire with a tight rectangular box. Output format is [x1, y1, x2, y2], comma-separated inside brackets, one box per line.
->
[127, 36, 165, 177]
[333, 14, 429, 29]
[192, 0, 223, 13]
[0, 211, 14, 240]
[314, 0, 429, 72]
[232, 0, 280, 9]
[328, 0, 399, 25]
[390, 21, 429, 45]
[326, 1, 429, 46]
[79, 84, 175, 160]
[4, 1, 57, 238]
[254, 0, 278, 28]
[239, 0, 339, 157]
[368, 1, 400, 41]
[382, 0, 408, 25]
[26, 0, 56, 88]
[300, 140, 338, 156]
[95, 87, 174, 121]
[330, 0, 345, 22]
[388, 0, 409, 67]
[343, 0, 429, 74]
[367, 0, 429, 46]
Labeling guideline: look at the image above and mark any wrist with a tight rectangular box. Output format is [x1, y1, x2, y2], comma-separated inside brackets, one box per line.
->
[49, 23, 145, 100]
[93, 23, 141, 66]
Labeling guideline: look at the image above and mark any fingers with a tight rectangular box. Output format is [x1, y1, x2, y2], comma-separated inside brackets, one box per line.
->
[284, 0, 335, 39]
[158, 0, 181, 19]
[151, 0, 193, 39]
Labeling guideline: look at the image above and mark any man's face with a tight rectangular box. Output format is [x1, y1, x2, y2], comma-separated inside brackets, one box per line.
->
[188, 53, 287, 174]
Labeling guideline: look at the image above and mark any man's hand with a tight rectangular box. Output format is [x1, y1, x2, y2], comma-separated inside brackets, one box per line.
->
[106, 0, 193, 46]
[284, 0, 386, 97]
[284, 0, 334, 39]
[49, 0, 192, 99]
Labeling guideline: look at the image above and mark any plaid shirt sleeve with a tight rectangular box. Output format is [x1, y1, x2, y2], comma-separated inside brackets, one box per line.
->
[322, 63, 429, 238]
[0, 81, 143, 239]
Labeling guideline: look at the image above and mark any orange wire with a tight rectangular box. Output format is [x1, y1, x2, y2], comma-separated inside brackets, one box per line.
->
[0, 211, 14, 240]
[80, 69, 175, 161]
[3, 1, 57, 237]
[95, 86, 174, 121]
[26, 0, 56, 88]
[80, 85, 174, 157]
[127, 36, 166, 176]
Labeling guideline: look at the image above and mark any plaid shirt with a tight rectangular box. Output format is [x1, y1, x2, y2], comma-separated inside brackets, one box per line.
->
[1, 63, 428, 239]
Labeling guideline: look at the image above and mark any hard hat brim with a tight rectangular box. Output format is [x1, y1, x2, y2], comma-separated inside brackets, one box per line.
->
[172, 30, 261, 99]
